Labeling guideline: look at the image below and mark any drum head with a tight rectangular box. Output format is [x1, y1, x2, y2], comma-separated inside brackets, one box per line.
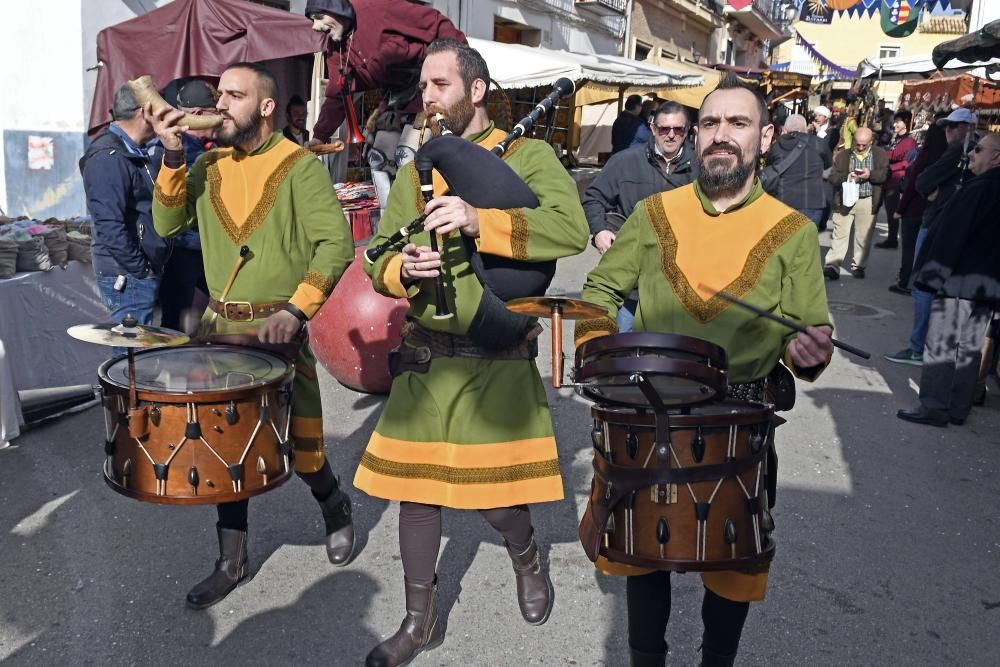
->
[575, 332, 728, 408]
[99, 345, 292, 393]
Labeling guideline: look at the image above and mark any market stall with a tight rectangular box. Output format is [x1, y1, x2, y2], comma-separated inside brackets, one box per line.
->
[897, 72, 1000, 129]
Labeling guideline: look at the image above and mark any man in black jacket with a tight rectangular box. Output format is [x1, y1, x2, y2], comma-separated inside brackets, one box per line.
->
[897, 132, 1000, 427]
[611, 94, 644, 155]
[582, 100, 696, 330]
[763, 114, 832, 226]
[80, 83, 168, 339]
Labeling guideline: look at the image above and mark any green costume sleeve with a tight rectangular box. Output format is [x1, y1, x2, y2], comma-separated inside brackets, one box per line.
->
[778, 223, 833, 381]
[152, 154, 207, 238]
[478, 139, 589, 262]
[364, 162, 421, 300]
[286, 157, 356, 319]
[575, 206, 649, 342]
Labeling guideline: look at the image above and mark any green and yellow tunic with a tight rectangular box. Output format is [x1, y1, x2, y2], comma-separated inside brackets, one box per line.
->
[354, 123, 589, 509]
[152, 132, 354, 473]
[575, 180, 831, 601]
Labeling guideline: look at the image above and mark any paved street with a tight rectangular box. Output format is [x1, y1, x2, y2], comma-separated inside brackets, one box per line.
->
[1, 222, 998, 666]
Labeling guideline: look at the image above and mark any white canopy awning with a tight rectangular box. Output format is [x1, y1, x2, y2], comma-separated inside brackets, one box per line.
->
[858, 54, 1000, 80]
[468, 38, 703, 91]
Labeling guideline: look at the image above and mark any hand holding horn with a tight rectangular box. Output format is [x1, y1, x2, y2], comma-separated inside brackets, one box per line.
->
[128, 75, 223, 132]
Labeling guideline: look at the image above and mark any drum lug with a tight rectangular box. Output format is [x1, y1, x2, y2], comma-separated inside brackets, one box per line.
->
[225, 401, 239, 425]
[761, 508, 775, 533]
[625, 429, 638, 459]
[122, 458, 133, 487]
[149, 405, 161, 427]
[256, 456, 269, 485]
[724, 518, 738, 559]
[591, 422, 604, 451]
[188, 466, 200, 490]
[691, 427, 705, 463]
[656, 517, 670, 544]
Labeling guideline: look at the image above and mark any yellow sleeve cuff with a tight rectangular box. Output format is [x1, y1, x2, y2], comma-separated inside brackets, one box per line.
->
[154, 162, 187, 207]
[381, 253, 420, 299]
[289, 283, 327, 320]
[477, 208, 523, 259]
[574, 317, 619, 348]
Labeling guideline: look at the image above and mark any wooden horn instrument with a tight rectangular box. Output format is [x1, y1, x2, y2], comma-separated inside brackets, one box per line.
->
[128, 75, 223, 130]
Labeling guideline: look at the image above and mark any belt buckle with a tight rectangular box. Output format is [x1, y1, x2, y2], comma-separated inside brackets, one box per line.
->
[223, 301, 254, 322]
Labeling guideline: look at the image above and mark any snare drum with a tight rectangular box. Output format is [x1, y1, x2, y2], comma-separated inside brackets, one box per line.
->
[574, 332, 728, 409]
[578, 401, 775, 573]
[98, 345, 294, 505]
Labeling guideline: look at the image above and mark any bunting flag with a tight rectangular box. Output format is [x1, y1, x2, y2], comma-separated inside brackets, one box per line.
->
[728, 0, 754, 9]
[881, 0, 925, 37]
[800, 0, 834, 24]
[797, 0, 954, 17]
[794, 30, 857, 79]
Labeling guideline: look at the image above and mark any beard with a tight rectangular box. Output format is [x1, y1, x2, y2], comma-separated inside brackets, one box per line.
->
[215, 108, 263, 149]
[696, 141, 760, 199]
[429, 91, 476, 137]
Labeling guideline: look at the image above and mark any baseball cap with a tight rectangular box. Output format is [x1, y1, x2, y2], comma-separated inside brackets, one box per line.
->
[177, 80, 218, 109]
[936, 108, 976, 126]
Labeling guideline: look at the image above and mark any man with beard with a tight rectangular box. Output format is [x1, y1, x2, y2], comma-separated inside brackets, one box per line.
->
[148, 62, 356, 609]
[305, 0, 464, 145]
[355, 40, 588, 667]
[575, 73, 833, 666]
[583, 100, 696, 332]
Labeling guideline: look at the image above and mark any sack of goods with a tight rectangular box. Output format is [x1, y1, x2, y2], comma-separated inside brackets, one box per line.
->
[0, 238, 17, 279]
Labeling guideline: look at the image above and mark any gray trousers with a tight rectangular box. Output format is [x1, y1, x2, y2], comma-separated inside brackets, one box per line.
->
[919, 297, 994, 421]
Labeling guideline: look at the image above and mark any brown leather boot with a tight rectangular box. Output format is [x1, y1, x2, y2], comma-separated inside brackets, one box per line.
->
[365, 577, 443, 667]
[186, 526, 249, 609]
[506, 535, 553, 625]
[317, 488, 355, 565]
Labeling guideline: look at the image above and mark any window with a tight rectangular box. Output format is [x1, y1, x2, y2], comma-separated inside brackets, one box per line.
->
[494, 17, 540, 46]
[661, 48, 677, 61]
[634, 40, 652, 61]
[879, 45, 901, 59]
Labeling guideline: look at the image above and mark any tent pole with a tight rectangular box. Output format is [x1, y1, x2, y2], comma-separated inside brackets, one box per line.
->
[308, 51, 324, 133]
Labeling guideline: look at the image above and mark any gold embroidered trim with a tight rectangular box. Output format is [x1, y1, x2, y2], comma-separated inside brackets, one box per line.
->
[374, 252, 395, 291]
[153, 183, 185, 209]
[646, 196, 808, 323]
[303, 271, 334, 295]
[502, 137, 528, 159]
[360, 451, 561, 485]
[506, 208, 530, 259]
[408, 163, 424, 213]
[574, 317, 618, 341]
[207, 148, 311, 245]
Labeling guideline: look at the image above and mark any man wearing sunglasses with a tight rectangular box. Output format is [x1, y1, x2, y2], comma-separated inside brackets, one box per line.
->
[898, 132, 1000, 427]
[582, 101, 696, 331]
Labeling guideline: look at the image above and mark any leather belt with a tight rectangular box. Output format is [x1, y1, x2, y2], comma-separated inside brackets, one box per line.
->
[404, 321, 538, 361]
[207, 298, 288, 322]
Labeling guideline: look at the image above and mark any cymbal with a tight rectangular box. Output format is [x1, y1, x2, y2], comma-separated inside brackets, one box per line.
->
[67, 323, 190, 348]
[505, 296, 608, 320]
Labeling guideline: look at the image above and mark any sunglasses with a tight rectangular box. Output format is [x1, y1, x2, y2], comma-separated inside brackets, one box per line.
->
[654, 125, 687, 137]
[971, 144, 997, 155]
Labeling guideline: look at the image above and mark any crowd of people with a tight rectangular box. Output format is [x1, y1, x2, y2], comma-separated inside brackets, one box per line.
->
[76, 3, 998, 663]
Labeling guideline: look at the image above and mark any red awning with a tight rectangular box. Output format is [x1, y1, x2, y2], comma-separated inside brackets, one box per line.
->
[899, 73, 1000, 118]
[88, 0, 325, 135]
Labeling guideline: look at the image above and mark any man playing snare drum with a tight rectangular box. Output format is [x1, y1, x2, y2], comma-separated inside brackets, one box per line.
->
[575, 73, 834, 666]
[150, 62, 356, 609]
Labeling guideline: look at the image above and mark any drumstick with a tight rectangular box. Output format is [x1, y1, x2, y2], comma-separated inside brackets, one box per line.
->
[696, 284, 871, 360]
[201, 245, 251, 339]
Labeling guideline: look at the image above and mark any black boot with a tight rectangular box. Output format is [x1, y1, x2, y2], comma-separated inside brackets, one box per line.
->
[365, 577, 444, 667]
[505, 534, 554, 625]
[630, 646, 667, 667]
[699, 645, 737, 667]
[186, 525, 249, 609]
[317, 487, 355, 565]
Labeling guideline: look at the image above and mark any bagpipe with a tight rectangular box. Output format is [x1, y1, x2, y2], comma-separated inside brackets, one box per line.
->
[364, 77, 576, 346]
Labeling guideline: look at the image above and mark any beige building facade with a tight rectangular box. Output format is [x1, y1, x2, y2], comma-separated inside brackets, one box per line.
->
[773, 11, 966, 106]
[629, 0, 724, 65]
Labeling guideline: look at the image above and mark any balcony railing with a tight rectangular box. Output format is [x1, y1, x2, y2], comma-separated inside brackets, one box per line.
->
[575, 0, 627, 16]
